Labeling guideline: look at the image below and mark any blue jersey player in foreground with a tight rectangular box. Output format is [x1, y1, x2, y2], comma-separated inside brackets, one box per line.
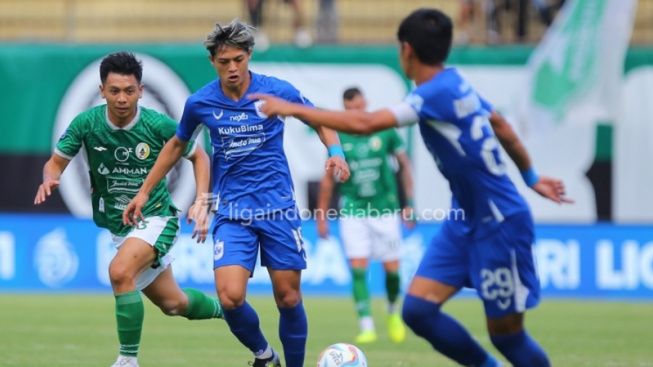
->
[123, 19, 349, 367]
[250, 8, 573, 367]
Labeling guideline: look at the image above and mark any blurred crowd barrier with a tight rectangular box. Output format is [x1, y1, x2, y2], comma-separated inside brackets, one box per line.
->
[0, 0, 651, 45]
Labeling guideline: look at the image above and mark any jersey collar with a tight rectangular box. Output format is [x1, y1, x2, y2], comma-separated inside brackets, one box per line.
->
[105, 105, 141, 131]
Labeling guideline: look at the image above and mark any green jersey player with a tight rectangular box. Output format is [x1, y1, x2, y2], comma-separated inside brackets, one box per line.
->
[34, 52, 223, 367]
[316, 87, 415, 345]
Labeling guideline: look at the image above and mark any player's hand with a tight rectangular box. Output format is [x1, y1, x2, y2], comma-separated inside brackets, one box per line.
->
[326, 156, 350, 183]
[247, 93, 295, 116]
[187, 199, 210, 243]
[402, 206, 417, 230]
[123, 192, 149, 226]
[317, 218, 329, 238]
[532, 176, 574, 204]
[34, 179, 60, 205]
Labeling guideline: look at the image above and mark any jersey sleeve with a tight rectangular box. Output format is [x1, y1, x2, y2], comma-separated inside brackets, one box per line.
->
[177, 98, 204, 144]
[279, 80, 314, 125]
[159, 114, 196, 158]
[54, 114, 85, 160]
[478, 93, 494, 115]
[388, 129, 407, 155]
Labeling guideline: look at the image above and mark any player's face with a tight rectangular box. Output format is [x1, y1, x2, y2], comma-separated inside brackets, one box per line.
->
[343, 94, 367, 111]
[99, 72, 143, 126]
[210, 45, 252, 92]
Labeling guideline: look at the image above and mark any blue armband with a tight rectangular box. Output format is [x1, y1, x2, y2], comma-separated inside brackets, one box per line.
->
[520, 167, 539, 188]
[328, 145, 345, 159]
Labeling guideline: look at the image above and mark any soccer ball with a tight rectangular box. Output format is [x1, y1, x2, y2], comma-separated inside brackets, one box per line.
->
[316, 343, 368, 367]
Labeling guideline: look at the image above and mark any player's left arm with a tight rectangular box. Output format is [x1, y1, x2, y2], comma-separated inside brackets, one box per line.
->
[249, 93, 399, 135]
[395, 151, 416, 228]
[311, 124, 350, 183]
[489, 110, 573, 204]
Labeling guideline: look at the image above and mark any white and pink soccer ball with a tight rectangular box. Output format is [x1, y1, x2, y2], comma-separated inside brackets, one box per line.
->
[317, 343, 368, 367]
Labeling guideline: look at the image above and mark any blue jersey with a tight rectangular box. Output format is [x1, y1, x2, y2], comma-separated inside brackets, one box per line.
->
[177, 72, 313, 218]
[404, 68, 528, 238]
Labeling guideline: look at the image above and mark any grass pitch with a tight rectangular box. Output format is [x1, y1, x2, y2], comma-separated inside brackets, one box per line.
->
[1, 294, 652, 366]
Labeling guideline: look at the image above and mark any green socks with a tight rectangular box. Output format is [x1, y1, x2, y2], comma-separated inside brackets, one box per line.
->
[352, 268, 371, 318]
[115, 290, 144, 357]
[385, 271, 400, 305]
[182, 288, 223, 320]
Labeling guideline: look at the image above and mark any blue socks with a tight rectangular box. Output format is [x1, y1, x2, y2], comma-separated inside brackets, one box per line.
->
[491, 330, 550, 367]
[278, 301, 308, 367]
[223, 301, 268, 356]
[402, 294, 494, 366]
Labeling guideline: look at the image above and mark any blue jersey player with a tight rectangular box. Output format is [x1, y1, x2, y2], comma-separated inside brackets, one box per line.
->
[250, 8, 572, 367]
[123, 19, 349, 367]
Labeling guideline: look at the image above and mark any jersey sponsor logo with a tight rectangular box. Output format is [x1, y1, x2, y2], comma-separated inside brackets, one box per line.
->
[229, 112, 249, 122]
[135, 143, 150, 160]
[217, 124, 264, 135]
[114, 195, 131, 210]
[114, 147, 133, 162]
[254, 100, 268, 118]
[222, 133, 267, 160]
[93, 146, 107, 151]
[107, 177, 143, 194]
[97, 163, 110, 175]
[212, 109, 224, 120]
[111, 166, 148, 175]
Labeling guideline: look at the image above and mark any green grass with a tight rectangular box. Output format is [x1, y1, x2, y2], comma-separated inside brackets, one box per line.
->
[1, 294, 652, 366]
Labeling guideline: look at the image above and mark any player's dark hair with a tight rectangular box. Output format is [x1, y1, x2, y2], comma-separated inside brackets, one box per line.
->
[99, 51, 143, 84]
[343, 87, 362, 101]
[397, 8, 453, 65]
[204, 18, 256, 56]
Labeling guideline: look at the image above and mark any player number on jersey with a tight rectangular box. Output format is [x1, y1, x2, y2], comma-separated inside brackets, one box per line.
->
[471, 115, 506, 176]
[480, 267, 515, 301]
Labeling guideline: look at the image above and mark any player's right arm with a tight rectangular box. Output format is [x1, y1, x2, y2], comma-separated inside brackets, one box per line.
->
[34, 154, 70, 205]
[316, 170, 336, 238]
[249, 93, 407, 135]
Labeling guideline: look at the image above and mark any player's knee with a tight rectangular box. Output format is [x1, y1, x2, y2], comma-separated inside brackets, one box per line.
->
[108, 262, 134, 287]
[157, 298, 185, 316]
[273, 288, 301, 308]
[402, 294, 441, 331]
[218, 292, 246, 310]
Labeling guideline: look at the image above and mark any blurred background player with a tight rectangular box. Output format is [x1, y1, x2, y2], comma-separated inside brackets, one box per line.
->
[316, 86, 415, 344]
[123, 19, 348, 367]
[34, 51, 223, 367]
[245, 0, 313, 50]
[250, 7, 573, 367]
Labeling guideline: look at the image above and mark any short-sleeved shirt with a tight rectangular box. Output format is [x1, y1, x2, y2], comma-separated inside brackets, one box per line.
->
[55, 105, 195, 236]
[400, 67, 529, 239]
[176, 72, 314, 219]
[338, 129, 406, 216]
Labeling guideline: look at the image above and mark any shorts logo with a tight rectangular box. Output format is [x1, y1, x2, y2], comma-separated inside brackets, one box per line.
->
[214, 240, 224, 261]
[135, 142, 150, 160]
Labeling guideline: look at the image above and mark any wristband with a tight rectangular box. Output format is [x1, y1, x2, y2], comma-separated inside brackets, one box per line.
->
[328, 145, 345, 159]
[520, 167, 539, 188]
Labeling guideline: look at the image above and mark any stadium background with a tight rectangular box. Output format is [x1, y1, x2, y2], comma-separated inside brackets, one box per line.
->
[1, 0, 653, 299]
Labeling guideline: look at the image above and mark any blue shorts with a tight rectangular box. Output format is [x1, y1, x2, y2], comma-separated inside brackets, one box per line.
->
[415, 211, 541, 318]
[211, 207, 307, 273]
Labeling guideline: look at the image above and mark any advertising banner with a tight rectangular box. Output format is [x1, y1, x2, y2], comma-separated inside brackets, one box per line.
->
[1, 214, 652, 299]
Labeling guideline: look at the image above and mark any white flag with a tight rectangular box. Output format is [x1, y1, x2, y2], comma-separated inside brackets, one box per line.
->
[519, 0, 637, 131]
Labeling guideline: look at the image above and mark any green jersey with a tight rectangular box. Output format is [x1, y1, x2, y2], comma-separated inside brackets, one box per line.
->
[55, 105, 195, 236]
[338, 129, 406, 216]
